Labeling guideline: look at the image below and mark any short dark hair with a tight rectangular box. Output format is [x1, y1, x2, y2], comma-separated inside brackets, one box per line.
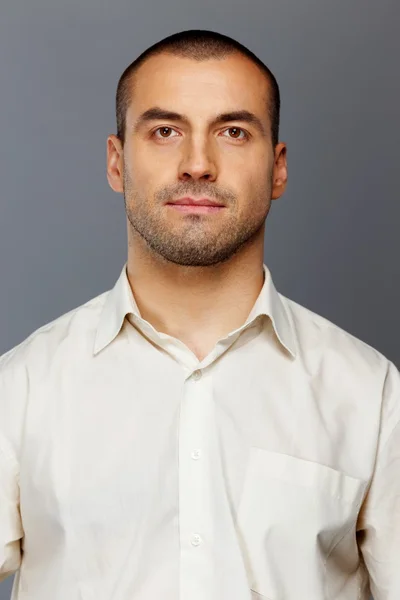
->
[115, 29, 280, 148]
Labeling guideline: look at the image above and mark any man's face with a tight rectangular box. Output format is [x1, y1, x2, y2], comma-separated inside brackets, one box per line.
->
[107, 52, 287, 267]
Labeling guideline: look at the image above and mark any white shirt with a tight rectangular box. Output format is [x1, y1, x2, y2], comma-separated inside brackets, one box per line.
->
[1, 262, 399, 600]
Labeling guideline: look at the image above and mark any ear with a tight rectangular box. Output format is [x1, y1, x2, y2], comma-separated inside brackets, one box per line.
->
[271, 142, 288, 200]
[106, 134, 124, 193]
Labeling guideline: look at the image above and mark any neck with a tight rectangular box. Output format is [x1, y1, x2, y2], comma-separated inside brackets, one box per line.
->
[126, 241, 265, 349]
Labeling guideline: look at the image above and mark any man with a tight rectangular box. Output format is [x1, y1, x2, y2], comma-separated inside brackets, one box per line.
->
[0, 28, 399, 600]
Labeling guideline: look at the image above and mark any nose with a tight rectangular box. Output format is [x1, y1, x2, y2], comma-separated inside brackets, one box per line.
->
[178, 137, 218, 182]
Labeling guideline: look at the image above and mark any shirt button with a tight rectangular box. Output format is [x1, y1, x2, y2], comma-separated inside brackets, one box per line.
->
[191, 533, 202, 546]
[191, 449, 201, 460]
[192, 369, 202, 381]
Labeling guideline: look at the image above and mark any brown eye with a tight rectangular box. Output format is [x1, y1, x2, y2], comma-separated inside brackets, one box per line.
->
[221, 127, 248, 140]
[153, 127, 179, 140]
[229, 128, 241, 138]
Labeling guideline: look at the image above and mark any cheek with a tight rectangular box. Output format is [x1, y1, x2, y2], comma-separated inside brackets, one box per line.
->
[221, 145, 272, 179]
[124, 155, 155, 196]
[248, 158, 274, 189]
[239, 172, 273, 217]
[131, 142, 179, 184]
[128, 143, 151, 174]
[239, 168, 272, 196]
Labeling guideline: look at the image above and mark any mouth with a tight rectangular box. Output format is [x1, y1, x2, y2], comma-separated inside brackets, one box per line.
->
[166, 196, 225, 214]
[167, 204, 224, 214]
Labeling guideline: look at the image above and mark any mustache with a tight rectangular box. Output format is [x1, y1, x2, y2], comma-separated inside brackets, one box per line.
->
[154, 183, 236, 204]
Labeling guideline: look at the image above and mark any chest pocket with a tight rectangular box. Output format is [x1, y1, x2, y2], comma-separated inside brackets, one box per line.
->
[236, 448, 367, 599]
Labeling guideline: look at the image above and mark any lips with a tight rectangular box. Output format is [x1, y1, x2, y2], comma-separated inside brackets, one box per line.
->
[168, 197, 224, 207]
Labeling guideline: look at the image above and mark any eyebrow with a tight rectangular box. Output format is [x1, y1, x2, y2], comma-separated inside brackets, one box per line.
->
[131, 106, 268, 137]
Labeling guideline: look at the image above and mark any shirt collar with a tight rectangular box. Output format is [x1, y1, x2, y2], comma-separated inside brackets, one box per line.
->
[93, 262, 297, 359]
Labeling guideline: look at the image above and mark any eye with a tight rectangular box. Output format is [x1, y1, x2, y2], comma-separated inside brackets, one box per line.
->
[153, 127, 180, 139]
[221, 127, 249, 141]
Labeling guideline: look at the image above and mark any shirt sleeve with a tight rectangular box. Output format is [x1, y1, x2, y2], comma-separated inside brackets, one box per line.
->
[0, 434, 23, 582]
[356, 360, 400, 600]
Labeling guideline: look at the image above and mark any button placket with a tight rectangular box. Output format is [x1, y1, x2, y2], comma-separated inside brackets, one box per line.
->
[180, 368, 214, 598]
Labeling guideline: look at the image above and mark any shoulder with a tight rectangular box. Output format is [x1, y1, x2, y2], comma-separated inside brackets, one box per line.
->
[281, 293, 393, 379]
[0, 289, 109, 378]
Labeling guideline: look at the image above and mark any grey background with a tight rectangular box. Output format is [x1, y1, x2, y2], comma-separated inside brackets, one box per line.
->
[0, 0, 398, 597]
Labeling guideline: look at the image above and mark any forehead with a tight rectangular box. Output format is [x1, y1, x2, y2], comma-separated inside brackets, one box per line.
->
[126, 52, 270, 124]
